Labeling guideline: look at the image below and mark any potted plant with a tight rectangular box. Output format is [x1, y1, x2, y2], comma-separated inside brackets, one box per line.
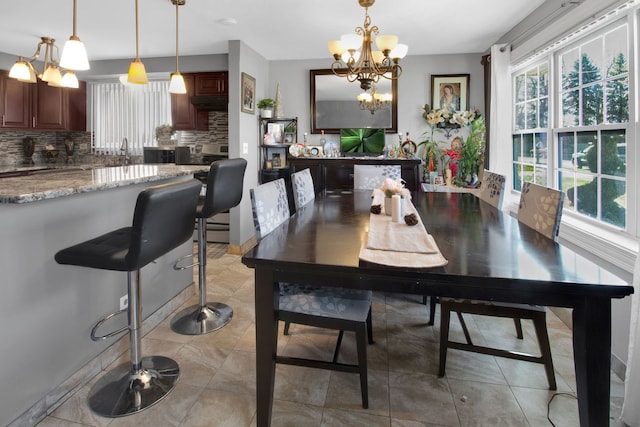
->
[257, 98, 276, 118]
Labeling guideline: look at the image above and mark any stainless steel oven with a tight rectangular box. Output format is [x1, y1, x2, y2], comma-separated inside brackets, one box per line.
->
[201, 142, 229, 157]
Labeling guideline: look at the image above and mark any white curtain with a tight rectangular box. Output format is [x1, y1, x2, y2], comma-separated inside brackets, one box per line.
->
[488, 44, 512, 192]
[88, 81, 172, 155]
[622, 253, 640, 425]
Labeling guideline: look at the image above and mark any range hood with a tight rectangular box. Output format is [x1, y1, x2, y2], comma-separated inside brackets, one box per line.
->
[190, 95, 228, 111]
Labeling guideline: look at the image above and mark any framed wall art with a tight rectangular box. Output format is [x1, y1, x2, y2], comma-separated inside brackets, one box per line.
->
[430, 74, 470, 112]
[241, 72, 256, 114]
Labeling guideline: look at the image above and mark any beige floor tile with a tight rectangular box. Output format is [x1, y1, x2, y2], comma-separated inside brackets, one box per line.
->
[207, 349, 257, 395]
[448, 379, 528, 427]
[511, 387, 579, 427]
[388, 371, 459, 426]
[274, 364, 331, 407]
[324, 368, 390, 416]
[320, 408, 392, 427]
[180, 389, 255, 427]
[268, 400, 324, 427]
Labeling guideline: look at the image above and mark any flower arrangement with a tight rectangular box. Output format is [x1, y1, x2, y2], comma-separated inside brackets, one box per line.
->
[380, 177, 406, 198]
[418, 104, 486, 187]
[155, 124, 176, 140]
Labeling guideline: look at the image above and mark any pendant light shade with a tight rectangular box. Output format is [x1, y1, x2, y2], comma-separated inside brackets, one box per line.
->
[169, 0, 187, 94]
[127, 0, 148, 84]
[128, 58, 148, 84]
[169, 72, 187, 94]
[9, 57, 35, 82]
[61, 70, 80, 88]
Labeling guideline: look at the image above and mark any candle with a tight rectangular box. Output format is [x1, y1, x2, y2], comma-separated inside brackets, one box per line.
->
[391, 194, 402, 223]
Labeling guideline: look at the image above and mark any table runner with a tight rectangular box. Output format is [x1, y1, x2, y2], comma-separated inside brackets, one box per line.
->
[359, 189, 448, 268]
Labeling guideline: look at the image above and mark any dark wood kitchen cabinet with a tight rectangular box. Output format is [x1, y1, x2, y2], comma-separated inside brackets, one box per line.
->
[0, 71, 31, 129]
[0, 70, 86, 131]
[171, 73, 208, 131]
[195, 72, 228, 95]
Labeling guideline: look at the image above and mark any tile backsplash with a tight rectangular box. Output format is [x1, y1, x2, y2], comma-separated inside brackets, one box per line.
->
[0, 111, 229, 167]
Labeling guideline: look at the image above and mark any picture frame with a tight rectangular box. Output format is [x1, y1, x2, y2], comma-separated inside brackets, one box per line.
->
[430, 74, 470, 112]
[267, 123, 284, 143]
[241, 72, 256, 114]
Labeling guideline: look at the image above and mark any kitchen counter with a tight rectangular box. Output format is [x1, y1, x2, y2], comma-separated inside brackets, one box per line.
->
[0, 164, 206, 425]
[0, 164, 209, 203]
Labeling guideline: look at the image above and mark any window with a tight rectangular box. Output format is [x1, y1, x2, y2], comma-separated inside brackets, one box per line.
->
[88, 81, 172, 156]
[512, 20, 630, 231]
[512, 62, 549, 189]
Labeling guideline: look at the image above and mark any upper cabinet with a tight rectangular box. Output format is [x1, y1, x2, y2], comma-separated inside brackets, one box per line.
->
[0, 70, 87, 131]
[195, 72, 228, 95]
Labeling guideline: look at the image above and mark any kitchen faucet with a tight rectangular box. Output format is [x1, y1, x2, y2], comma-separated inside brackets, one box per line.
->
[120, 137, 130, 165]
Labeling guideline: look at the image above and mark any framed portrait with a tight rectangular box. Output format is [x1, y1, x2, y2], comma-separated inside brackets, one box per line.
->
[430, 74, 470, 112]
[267, 123, 284, 143]
[241, 72, 256, 114]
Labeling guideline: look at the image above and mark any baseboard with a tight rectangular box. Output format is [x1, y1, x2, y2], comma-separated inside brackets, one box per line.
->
[8, 283, 196, 427]
[549, 306, 573, 329]
[229, 236, 257, 255]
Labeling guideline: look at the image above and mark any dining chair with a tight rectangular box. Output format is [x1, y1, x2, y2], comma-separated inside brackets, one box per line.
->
[421, 170, 508, 316]
[438, 181, 563, 390]
[291, 168, 316, 211]
[477, 170, 507, 209]
[250, 178, 374, 408]
[353, 164, 401, 190]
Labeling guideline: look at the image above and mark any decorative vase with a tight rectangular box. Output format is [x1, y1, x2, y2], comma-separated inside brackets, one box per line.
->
[22, 137, 36, 165]
[261, 108, 273, 118]
[64, 140, 75, 164]
[384, 197, 392, 216]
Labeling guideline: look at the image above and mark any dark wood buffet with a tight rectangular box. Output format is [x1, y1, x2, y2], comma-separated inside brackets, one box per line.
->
[288, 157, 421, 193]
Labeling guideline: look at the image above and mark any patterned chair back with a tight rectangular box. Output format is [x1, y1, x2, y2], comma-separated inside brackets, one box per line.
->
[250, 178, 291, 239]
[291, 168, 315, 210]
[477, 170, 506, 209]
[353, 164, 401, 190]
[518, 182, 564, 240]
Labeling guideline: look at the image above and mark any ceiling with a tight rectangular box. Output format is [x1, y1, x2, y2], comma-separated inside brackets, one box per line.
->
[0, 0, 545, 63]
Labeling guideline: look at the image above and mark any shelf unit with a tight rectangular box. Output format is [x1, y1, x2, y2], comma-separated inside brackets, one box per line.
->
[258, 116, 297, 184]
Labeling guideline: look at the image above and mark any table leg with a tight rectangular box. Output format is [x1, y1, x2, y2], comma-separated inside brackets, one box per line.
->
[573, 297, 612, 427]
[254, 268, 279, 427]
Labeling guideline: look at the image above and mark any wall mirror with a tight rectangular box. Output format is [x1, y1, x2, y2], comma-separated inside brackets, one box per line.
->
[310, 69, 398, 134]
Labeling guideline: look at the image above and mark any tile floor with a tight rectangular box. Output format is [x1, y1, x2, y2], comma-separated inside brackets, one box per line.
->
[38, 250, 627, 427]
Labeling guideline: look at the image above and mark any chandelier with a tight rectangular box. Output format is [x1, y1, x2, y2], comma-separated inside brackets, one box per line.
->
[9, 37, 79, 88]
[328, 0, 407, 91]
[357, 85, 391, 115]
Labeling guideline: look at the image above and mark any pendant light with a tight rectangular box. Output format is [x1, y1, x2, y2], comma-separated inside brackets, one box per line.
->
[169, 0, 187, 94]
[60, 0, 90, 70]
[127, 0, 148, 84]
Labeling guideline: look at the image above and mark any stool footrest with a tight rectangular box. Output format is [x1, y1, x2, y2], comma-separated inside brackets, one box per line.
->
[172, 253, 198, 271]
[91, 308, 128, 342]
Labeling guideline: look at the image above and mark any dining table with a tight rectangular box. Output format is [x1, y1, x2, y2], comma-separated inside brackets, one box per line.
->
[241, 189, 633, 427]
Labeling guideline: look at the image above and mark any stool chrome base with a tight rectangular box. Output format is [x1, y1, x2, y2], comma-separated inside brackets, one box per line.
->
[170, 302, 233, 335]
[88, 356, 180, 417]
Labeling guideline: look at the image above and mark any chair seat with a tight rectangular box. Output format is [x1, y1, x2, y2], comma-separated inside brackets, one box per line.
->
[55, 227, 134, 272]
[280, 284, 372, 322]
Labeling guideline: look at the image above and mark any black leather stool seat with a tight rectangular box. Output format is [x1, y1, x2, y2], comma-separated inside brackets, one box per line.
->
[54, 179, 202, 417]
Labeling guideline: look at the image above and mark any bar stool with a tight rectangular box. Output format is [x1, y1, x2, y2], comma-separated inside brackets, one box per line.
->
[171, 158, 247, 335]
[54, 179, 202, 417]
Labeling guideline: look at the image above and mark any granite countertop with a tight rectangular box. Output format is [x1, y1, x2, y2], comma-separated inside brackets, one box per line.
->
[0, 164, 209, 204]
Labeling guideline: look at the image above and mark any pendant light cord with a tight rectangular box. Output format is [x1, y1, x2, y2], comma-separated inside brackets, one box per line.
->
[135, 0, 140, 59]
[175, 0, 180, 71]
[72, 0, 78, 37]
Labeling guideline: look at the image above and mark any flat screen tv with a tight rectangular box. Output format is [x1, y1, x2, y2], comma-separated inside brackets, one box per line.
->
[340, 128, 385, 154]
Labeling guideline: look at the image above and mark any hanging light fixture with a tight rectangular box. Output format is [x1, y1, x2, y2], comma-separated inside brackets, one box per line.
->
[8, 37, 78, 88]
[168, 0, 187, 94]
[127, 0, 148, 84]
[328, 0, 408, 91]
[357, 84, 392, 115]
[60, 0, 90, 70]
